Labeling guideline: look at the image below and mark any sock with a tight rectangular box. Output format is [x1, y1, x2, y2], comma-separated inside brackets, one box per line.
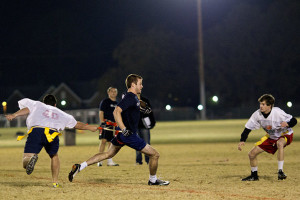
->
[278, 161, 284, 171]
[80, 161, 88, 171]
[251, 167, 258, 172]
[107, 158, 113, 164]
[149, 175, 157, 183]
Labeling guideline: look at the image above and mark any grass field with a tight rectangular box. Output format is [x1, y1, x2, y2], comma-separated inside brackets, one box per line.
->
[0, 119, 300, 199]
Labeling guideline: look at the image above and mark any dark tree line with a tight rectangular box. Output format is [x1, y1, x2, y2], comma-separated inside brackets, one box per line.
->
[97, 0, 299, 110]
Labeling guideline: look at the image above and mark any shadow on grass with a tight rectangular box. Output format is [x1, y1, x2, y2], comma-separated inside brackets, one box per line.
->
[91, 178, 142, 185]
[1, 181, 44, 187]
[221, 175, 274, 181]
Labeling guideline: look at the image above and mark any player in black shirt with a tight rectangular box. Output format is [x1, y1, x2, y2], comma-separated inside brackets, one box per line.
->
[97, 87, 119, 167]
[69, 74, 169, 186]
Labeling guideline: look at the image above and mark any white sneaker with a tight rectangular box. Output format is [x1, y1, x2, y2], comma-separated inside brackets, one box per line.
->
[97, 162, 102, 167]
[107, 162, 119, 166]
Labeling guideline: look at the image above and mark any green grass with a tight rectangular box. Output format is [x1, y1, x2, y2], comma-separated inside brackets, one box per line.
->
[1, 119, 299, 147]
[1, 119, 300, 199]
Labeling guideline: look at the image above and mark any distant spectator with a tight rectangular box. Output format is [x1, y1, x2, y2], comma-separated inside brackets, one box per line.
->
[97, 87, 119, 167]
[136, 94, 156, 165]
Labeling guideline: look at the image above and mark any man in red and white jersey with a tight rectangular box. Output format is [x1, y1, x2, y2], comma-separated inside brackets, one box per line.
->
[5, 94, 98, 187]
[238, 94, 297, 181]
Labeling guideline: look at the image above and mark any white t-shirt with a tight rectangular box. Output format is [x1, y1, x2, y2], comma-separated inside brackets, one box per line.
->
[245, 107, 293, 140]
[18, 98, 77, 131]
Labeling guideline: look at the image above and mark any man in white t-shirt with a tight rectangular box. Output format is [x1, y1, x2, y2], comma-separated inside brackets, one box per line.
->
[5, 94, 98, 188]
[238, 94, 297, 181]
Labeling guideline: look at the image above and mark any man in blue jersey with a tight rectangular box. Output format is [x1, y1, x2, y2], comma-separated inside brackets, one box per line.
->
[69, 74, 169, 186]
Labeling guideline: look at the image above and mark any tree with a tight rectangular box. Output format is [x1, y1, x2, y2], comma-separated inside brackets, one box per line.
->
[203, 0, 300, 107]
[98, 27, 198, 108]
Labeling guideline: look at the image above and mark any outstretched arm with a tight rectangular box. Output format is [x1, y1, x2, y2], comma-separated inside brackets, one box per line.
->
[74, 121, 98, 132]
[5, 108, 30, 121]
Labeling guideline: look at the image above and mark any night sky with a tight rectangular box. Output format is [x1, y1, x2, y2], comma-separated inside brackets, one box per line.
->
[0, 0, 242, 86]
[1, 0, 299, 114]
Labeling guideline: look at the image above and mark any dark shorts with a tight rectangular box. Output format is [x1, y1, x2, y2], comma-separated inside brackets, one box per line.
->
[24, 127, 59, 156]
[256, 133, 293, 154]
[99, 125, 117, 141]
[111, 132, 147, 151]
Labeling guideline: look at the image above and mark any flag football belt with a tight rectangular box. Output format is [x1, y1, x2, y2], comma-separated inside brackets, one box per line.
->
[17, 126, 62, 143]
[255, 131, 289, 146]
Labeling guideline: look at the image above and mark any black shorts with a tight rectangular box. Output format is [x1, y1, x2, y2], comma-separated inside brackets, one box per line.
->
[99, 125, 115, 141]
[24, 127, 59, 156]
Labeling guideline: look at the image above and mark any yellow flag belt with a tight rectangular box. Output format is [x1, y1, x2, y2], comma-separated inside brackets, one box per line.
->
[17, 126, 62, 143]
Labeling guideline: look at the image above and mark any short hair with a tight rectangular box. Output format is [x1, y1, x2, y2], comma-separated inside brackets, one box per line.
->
[43, 94, 57, 106]
[107, 87, 117, 93]
[258, 94, 275, 107]
[125, 74, 142, 89]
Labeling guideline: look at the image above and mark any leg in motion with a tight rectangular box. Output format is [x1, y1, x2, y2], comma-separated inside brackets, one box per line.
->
[69, 145, 121, 182]
[277, 138, 287, 180]
[242, 146, 264, 181]
[141, 144, 169, 186]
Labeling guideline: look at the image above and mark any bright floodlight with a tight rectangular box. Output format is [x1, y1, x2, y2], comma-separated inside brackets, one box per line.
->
[287, 101, 292, 108]
[61, 100, 66, 106]
[165, 105, 171, 111]
[2, 101, 7, 107]
[212, 96, 218, 102]
[197, 104, 203, 110]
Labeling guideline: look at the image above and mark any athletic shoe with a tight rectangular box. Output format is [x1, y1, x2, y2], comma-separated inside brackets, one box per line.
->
[97, 162, 102, 167]
[26, 154, 38, 175]
[241, 175, 259, 181]
[68, 164, 81, 182]
[148, 179, 170, 186]
[107, 162, 119, 166]
[53, 183, 61, 188]
[278, 170, 287, 180]
[136, 162, 143, 165]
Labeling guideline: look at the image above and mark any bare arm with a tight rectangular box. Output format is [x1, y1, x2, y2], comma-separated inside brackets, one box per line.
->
[5, 108, 30, 121]
[113, 106, 125, 130]
[74, 121, 98, 132]
[99, 111, 105, 123]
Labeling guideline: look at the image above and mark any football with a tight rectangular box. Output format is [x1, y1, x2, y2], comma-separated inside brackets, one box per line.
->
[140, 100, 148, 108]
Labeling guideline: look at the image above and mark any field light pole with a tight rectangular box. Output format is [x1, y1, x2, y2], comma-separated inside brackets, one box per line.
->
[197, 0, 206, 120]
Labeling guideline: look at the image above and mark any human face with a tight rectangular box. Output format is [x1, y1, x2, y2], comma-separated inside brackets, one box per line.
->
[134, 78, 143, 95]
[259, 101, 272, 114]
[108, 88, 118, 99]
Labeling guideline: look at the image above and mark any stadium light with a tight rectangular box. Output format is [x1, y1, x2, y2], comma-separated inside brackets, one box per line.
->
[2, 101, 7, 114]
[165, 105, 172, 111]
[287, 101, 292, 108]
[197, 104, 204, 111]
[212, 96, 218, 103]
[61, 100, 67, 106]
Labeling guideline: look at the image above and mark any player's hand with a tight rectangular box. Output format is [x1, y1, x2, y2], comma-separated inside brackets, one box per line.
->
[238, 142, 245, 151]
[122, 128, 133, 137]
[89, 125, 99, 132]
[5, 114, 16, 121]
[280, 121, 289, 128]
[140, 106, 152, 114]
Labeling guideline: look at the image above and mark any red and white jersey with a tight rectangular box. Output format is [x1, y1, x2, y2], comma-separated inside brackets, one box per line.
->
[18, 98, 77, 131]
[245, 107, 293, 140]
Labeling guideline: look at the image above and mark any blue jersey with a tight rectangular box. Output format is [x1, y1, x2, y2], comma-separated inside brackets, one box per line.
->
[117, 92, 140, 134]
[99, 98, 118, 122]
